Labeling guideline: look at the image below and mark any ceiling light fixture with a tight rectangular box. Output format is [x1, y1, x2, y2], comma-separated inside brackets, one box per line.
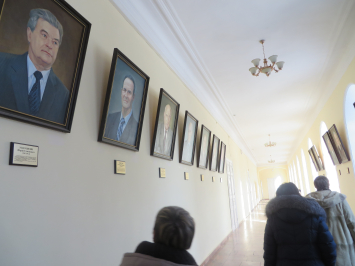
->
[265, 134, 276, 147]
[249, 40, 284, 77]
[268, 155, 275, 163]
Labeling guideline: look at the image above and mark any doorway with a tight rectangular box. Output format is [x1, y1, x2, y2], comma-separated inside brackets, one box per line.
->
[226, 159, 238, 230]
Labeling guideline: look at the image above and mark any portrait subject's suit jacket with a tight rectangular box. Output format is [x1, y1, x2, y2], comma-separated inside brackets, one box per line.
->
[0, 52, 69, 124]
[154, 123, 174, 156]
[104, 111, 138, 146]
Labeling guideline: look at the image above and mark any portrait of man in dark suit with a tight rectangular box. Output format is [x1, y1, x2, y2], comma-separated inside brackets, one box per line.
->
[104, 75, 138, 146]
[0, 8, 69, 124]
[154, 104, 173, 155]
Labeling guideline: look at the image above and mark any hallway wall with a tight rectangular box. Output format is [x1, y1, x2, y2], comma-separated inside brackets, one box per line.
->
[288, 56, 355, 209]
[0, 0, 257, 265]
[257, 167, 289, 199]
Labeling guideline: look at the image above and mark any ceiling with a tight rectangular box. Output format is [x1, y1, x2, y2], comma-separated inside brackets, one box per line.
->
[112, 0, 355, 166]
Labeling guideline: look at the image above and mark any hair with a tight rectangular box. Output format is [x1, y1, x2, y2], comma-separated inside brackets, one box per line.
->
[153, 206, 195, 250]
[122, 75, 136, 95]
[276, 182, 301, 197]
[314, 176, 330, 191]
[27, 9, 63, 44]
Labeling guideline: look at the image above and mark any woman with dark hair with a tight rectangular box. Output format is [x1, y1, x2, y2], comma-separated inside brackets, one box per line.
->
[120, 206, 197, 266]
[264, 182, 337, 266]
[306, 176, 355, 266]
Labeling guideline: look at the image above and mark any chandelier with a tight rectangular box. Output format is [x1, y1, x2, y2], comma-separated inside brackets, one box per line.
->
[249, 40, 284, 77]
[268, 155, 275, 163]
[265, 134, 276, 147]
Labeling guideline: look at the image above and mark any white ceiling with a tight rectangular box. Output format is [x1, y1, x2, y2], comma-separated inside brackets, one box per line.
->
[112, 0, 355, 166]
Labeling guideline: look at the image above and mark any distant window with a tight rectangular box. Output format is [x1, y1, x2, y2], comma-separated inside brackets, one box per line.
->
[344, 84, 355, 172]
[296, 156, 305, 195]
[301, 150, 311, 194]
[308, 138, 318, 180]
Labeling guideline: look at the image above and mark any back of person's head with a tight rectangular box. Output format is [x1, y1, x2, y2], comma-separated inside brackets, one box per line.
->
[314, 176, 330, 191]
[276, 182, 301, 196]
[153, 206, 195, 250]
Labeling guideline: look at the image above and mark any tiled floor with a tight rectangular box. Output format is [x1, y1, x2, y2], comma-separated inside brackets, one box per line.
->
[205, 200, 268, 266]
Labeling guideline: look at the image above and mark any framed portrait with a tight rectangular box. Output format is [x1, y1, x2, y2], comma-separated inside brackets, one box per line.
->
[0, 0, 91, 132]
[151, 88, 180, 160]
[322, 132, 340, 165]
[180, 111, 198, 166]
[218, 142, 226, 173]
[210, 135, 220, 172]
[98, 48, 149, 151]
[197, 125, 211, 169]
[328, 124, 350, 164]
[308, 146, 320, 171]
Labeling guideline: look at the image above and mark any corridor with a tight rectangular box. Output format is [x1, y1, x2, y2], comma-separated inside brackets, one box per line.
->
[205, 200, 268, 266]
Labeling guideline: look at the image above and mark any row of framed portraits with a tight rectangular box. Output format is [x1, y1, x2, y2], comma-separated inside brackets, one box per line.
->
[308, 124, 350, 172]
[0, 0, 226, 172]
[97, 49, 226, 173]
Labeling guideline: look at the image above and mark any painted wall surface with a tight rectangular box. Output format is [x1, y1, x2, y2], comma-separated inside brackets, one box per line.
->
[258, 167, 288, 199]
[288, 55, 355, 209]
[0, 0, 257, 265]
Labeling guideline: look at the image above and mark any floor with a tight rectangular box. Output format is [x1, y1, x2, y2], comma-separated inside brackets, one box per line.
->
[205, 200, 268, 266]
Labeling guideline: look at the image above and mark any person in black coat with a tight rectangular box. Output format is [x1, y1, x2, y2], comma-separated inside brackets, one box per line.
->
[263, 182, 337, 266]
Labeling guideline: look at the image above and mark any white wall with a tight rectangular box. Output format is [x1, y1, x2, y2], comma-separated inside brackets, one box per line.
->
[0, 0, 257, 265]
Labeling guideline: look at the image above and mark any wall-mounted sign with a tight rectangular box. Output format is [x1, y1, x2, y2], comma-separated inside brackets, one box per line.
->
[184, 172, 189, 180]
[159, 168, 166, 178]
[114, 160, 126, 175]
[9, 142, 38, 167]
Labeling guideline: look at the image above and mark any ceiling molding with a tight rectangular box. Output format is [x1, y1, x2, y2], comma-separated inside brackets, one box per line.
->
[111, 0, 257, 164]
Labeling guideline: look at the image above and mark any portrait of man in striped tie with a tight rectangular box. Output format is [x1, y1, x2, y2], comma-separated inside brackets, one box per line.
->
[104, 75, 138, 146]
[0, 8, 69, 124]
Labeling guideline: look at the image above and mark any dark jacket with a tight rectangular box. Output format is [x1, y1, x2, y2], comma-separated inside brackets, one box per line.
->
[0, 52, 69, 124]
[264, 195, 337, 266]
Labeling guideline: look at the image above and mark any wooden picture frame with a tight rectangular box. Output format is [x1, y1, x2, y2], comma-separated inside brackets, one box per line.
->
[322, 132, 340, 165]
[210, 134, 220, 172]
[151, 88, 180, 160]
[0, 0, 91, 132]
[98, 48, 150, 151]
[180, 111, 198, 166]
[308, 146, 320, 171]
[197, 125, 211, 169]
[328, 124, 350, 164]
[218, 142, 226, 173]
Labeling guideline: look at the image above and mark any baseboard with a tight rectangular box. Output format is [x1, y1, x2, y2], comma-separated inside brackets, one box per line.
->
[200, 230, 233, 266]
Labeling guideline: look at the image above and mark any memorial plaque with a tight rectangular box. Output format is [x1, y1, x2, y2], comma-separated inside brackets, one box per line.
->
[201, 174, 204, 181]
[184, 172, 189, 180]
[9, 142, 38, 167]
[114, 160, 126, 175]
[212, 176, 215, 182]
[159, 168, 166, 178]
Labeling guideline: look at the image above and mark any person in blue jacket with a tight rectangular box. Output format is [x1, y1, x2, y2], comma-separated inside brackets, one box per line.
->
[263, 182, 337, 266]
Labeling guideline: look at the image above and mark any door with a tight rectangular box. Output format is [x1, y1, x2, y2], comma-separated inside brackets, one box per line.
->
[226, 159, 238, 230]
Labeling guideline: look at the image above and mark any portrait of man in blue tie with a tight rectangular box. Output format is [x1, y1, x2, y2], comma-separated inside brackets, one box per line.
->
[104, 75, 138, 146]
[0, 8, 69, 124]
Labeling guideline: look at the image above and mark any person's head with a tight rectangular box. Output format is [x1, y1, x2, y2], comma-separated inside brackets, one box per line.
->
[276, 182, 301, 197]
[163, 104, 171, 130]
[121, 76, 135, 112]
[27, 9, 63, 71]
[187, 122, 193, 142]
[153, 206, 195, 250]
[314, 176, 330, 191]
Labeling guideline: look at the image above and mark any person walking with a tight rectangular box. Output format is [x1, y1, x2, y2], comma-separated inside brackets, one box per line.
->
[306, 176, 355, 266]
[264, 182, 336, 266]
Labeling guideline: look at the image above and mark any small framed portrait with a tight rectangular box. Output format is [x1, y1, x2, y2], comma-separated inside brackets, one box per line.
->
[151, 88, 180, 160]
[308, 147, 320, 171]
[210, 135, 220, 172]
[328, 124, 350, 164]
[98, 48, 149, 151]
[197, 125, 211, 169]
[180, 111, 198, 166]
[0, 0, 91, 132]
[218, 142, 226, 173]
[322, 132, 340, 165]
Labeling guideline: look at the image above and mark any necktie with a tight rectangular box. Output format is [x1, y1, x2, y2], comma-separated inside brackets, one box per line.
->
[117, 118, 126, 140]
[28, 71, 43, 116]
